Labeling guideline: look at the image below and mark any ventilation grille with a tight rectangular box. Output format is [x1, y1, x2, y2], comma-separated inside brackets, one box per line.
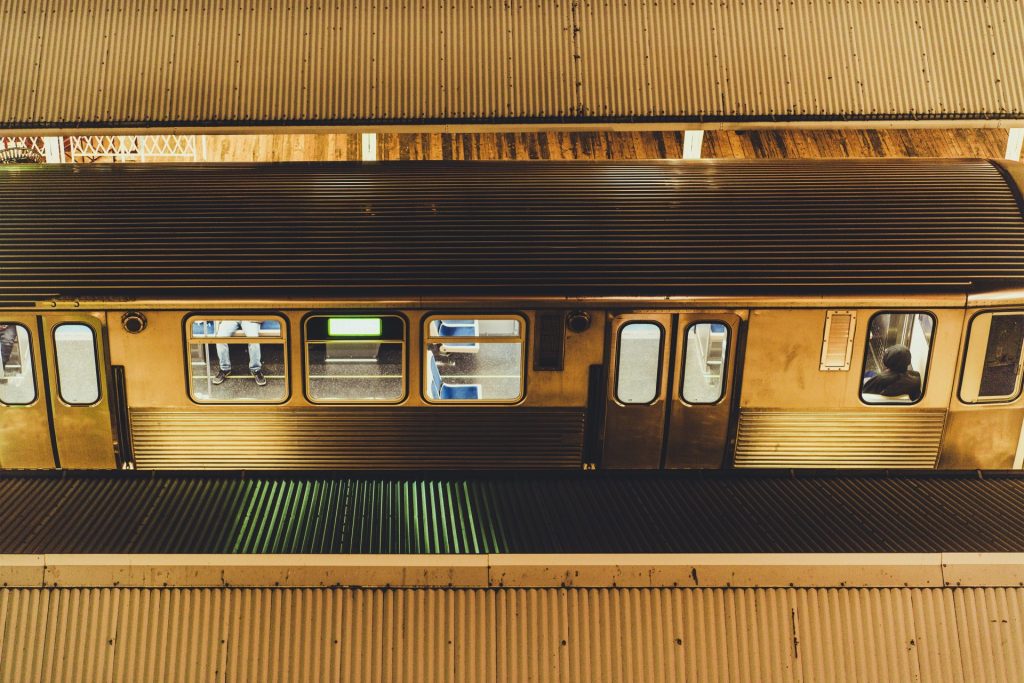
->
[130, 407, 585, 469]
[820, 310, 857, 371]
[734, 410, 946, 469]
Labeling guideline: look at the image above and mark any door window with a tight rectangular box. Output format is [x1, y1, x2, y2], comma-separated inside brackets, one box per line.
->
[0, 324, 36, 405]
[615, 322, 663, 404]
[54, 323, 100, 405]
[681, 322, 729, 404]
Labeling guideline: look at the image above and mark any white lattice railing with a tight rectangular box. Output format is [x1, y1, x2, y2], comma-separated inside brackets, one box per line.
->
[68, 135, 199, 163]
[1, 135, 201, 164]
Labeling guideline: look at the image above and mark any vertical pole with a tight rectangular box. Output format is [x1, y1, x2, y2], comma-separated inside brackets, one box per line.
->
[361, 133, 378, 161]
[42, 136, 64, 163]
[682, 130, 704, 160]
[1006, 128, 1024, 161]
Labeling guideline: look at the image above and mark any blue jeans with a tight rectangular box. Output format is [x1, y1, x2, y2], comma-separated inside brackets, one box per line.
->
[215, 320, 262, 372]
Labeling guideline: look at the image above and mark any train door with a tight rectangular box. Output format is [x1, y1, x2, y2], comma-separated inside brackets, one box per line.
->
[0, 315, 55, 468]
[603, 312, 743, 468]
[664, 313, 743, 468]
[39, 314, 116, 468]
[604, 314, 673, 467]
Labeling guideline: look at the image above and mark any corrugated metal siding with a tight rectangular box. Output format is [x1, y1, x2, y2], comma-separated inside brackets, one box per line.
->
[734, 409, 947, 469]
[2, 160, 1024, 302]
[130, 408, 585, 470]
[1, 1, 1022, 129]
[3, 586, 1021, 682]
[3, 471, 1024, 554]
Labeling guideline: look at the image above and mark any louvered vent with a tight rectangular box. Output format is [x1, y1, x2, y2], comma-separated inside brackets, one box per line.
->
[820, 310, 857, 371]
[734, 409, 945, 469]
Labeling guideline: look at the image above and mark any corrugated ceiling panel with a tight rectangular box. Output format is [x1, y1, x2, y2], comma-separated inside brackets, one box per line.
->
[1, 1, 1022, 129]
[1, 587, 1010, 682]
[6, 471, 1024, 554]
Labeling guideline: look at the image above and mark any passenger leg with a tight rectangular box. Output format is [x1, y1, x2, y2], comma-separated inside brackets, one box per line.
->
[239, 321, 262, 372]
[215, 320, 241, 371]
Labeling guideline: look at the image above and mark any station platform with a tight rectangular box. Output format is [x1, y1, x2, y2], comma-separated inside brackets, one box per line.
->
[2, 468, 1023, 555]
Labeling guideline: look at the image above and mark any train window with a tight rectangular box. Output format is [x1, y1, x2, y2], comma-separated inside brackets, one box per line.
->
[53, 323, 100, 405]
[616, 322, 662, 405]
[960, 312, 1024, 403]
[423, 316, 525, 402]
[681, 322, 728, 404]
[186, 316, 288, 403]
[305, 315, 406, 402]
[860, 312, 934, 405]
[0, 324, 36, 406]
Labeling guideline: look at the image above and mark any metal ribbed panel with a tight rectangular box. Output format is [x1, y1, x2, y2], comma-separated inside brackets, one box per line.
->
[1, 1, 1022, 128]
[955, 587, 1024, 682]
[5, 471, 1024, 554]
[735, 410, 947, 468]
[129, 408, 585, 470]
[2, 160, 1023, 302]
[1, 586, 1012, 682]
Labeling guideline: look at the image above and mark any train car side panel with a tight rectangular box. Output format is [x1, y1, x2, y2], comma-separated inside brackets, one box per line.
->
[735, 308, 964, 468]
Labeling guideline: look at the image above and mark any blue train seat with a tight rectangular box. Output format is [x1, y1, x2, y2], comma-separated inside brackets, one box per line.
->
[427, 351, 481, 400]
[192, 320, 281, 337]
[436, 319, 479, 354]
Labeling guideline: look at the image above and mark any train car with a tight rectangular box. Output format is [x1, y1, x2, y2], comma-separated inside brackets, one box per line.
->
[2, 159, 1024, 471]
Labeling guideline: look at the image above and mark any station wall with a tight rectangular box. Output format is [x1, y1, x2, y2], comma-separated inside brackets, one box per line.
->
[200, 128, 1008, 162]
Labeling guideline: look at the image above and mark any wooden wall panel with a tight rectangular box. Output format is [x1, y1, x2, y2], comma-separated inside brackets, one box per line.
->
[200, 129, 1008, 163]
[202, 134, 360, 162]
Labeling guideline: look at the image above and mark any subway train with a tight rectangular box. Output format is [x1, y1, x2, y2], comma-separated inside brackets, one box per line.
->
[2, 158, 1024, 471]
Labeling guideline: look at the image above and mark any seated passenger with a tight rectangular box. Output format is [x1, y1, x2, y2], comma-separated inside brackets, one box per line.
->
[213, 320, 267, 386]
[0, 324, 17, 384]
[862, 344, 921, 401]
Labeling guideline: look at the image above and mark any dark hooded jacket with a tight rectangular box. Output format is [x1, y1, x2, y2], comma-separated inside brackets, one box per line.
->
[862, 344, 922, 400]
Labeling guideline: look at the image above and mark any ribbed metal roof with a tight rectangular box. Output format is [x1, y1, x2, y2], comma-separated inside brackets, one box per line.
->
[2, 160, 1023, 302]
[3, 470, 1024, 554]
[2, 1, 1022, 130]
[6, 585, 1015, 679]
[4, 585, 1014, 682]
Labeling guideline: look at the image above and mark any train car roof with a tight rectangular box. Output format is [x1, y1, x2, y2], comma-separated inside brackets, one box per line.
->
[2, 159, 1024, 303]
[0, 469, 1022, 554]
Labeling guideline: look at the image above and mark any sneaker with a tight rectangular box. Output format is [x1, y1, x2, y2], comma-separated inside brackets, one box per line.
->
[252, 369, 267, 386]
[212, 369, 230, 385]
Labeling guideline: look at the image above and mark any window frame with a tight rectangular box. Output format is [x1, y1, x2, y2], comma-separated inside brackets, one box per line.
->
[0, 323, 37, 407]
[421, 313, 528, 404]
[858, 310, 936, 407]
[52, 321, 102, 407]
[614, 320, 666, 406]
[183, 312, 291, 405]
[679, 320, 731, 406]
[302, 312, 409, 405]
[958, 310, 1024, 405]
